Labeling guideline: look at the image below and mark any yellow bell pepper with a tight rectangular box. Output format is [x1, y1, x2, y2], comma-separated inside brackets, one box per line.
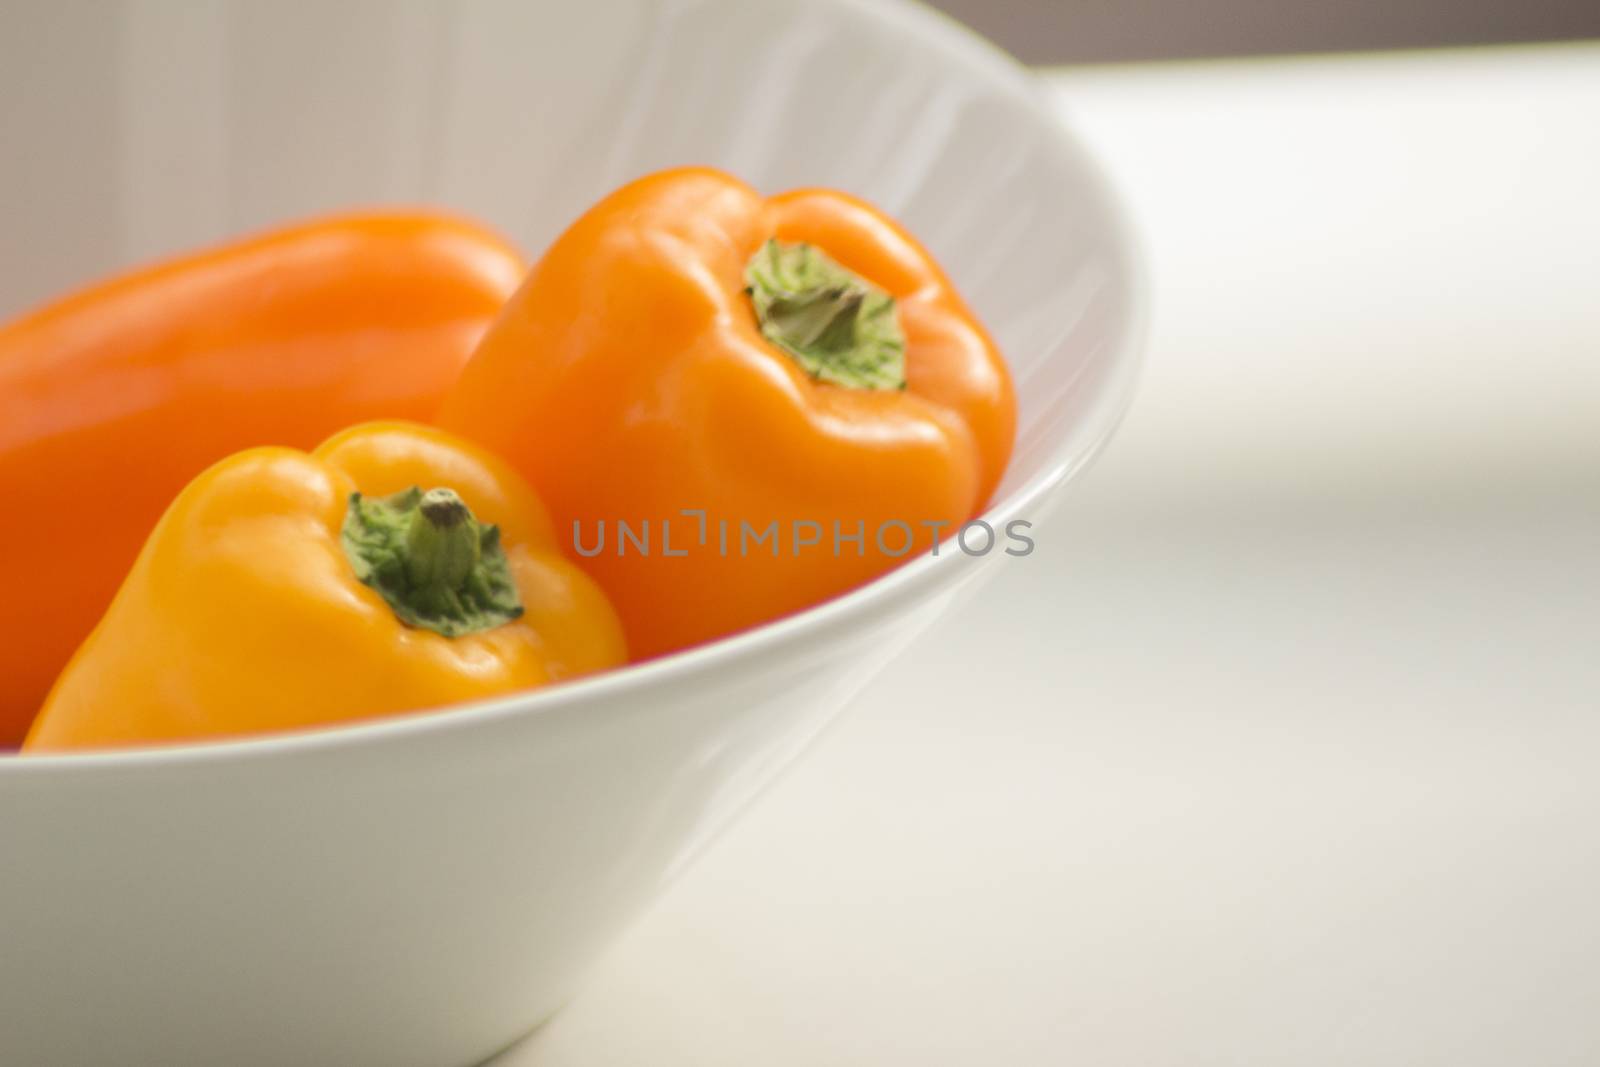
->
[24, 422, 625, 752]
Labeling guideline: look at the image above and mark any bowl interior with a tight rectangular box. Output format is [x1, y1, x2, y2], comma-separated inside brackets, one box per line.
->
[0, 0, 1142, 776]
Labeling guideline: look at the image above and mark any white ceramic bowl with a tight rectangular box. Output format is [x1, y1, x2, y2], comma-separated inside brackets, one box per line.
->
[0, 1, 1145, 1063]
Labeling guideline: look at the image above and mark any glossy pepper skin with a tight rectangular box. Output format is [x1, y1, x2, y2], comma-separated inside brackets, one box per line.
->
[0, 213, 526, 745]
[440, 167, 1015, 660]
[23, 422, 625, 752]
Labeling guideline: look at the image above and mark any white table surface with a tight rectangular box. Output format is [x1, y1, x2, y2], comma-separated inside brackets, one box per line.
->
[495, 44, 1600, 1066]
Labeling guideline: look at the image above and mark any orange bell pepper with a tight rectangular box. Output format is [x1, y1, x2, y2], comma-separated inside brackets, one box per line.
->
[440, 167, 1015, 660]
[24, 422, 625, 752]
[0, 213, 526, 745]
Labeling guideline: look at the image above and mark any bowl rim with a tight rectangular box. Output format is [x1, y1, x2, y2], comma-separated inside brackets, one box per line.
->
[2, 0, 1148, 777]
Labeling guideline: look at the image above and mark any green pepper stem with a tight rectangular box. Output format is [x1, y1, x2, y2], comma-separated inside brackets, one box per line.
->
[404, 489, 480, 595]
[341, 486, 523, 637]
[745, 240, 907, 391]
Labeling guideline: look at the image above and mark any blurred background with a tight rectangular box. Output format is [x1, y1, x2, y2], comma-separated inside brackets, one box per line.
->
[927, 0, 1600, 62]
